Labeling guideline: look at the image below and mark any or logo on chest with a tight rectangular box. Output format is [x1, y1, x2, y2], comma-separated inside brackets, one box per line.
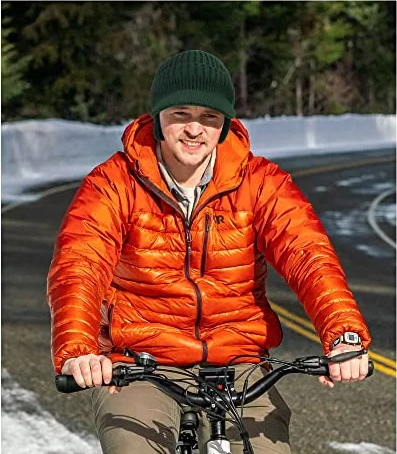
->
[213, 215, 225, 224]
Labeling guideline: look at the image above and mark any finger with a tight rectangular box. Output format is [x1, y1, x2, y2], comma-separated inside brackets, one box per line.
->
[69, 359, 89, 388]
[349, 359, 361, 382]
[79, 358, 95, 387]
[339, 357, 354, 382]
[99, 356, 113, 385]
[340, 356, 363, 382]
[328, 361, 342, 383]
[61, 358, 76, 375]
[359, 354, 369, 380]
[89, 357, 104, 387]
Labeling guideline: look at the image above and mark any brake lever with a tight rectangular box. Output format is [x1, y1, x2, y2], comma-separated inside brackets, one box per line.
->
[112, 365, 152, 386]
[324, 348, 368, 364]
[295, 355, 323, 368]
[296, 349, 368, 368]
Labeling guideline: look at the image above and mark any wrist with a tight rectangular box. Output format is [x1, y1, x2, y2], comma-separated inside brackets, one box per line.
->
[331, 332, 362, 350]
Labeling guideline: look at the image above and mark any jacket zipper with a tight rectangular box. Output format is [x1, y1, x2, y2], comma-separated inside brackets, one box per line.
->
[185, 226, 192, 270]
[135, 167, 208, 361]
[200, 213, 210, 277]
[184, 222, 207, 361]
[134, 166, 244, 364]
[134, 162, 185, 217]
[192, 169, 245, 219]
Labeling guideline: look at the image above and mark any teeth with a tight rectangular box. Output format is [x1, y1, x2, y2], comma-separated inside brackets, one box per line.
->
[183, 140, 201, 146]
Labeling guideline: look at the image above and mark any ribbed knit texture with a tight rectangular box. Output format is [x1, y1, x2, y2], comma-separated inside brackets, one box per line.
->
[150, 50, 235, 143]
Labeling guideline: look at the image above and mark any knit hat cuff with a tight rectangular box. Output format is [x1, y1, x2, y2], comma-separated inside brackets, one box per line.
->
[151, 89, 235, 119]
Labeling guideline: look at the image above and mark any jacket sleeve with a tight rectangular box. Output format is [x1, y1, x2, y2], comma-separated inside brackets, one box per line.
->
[253, 162, 371, 353]
[47, 154, 132, 373]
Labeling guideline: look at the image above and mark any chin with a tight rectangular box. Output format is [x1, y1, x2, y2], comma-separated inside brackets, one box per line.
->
[183, 158, 204, 167]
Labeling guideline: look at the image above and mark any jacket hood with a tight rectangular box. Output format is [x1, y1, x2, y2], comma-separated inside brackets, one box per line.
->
[121, 114, 251, 193]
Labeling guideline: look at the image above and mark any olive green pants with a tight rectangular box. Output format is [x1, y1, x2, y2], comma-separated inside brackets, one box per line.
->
[91, 364, 291, 454]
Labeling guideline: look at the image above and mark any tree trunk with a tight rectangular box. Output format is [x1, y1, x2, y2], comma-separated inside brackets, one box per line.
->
[296, 56, 303, 116]
[239, 20, 248, 116]
[309, 59, 315, 114]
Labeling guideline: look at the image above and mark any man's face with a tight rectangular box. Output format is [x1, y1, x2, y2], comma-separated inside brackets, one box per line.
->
[159, 105, 225, 169]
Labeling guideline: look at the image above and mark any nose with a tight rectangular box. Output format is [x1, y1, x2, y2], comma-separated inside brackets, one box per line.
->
[184, 121, 203, 138]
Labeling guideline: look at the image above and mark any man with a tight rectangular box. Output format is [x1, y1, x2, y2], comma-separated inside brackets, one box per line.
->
[48, 50, 371, 454]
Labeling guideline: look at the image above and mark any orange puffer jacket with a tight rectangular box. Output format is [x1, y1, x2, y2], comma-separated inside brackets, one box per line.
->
[48, 114, 371, 374]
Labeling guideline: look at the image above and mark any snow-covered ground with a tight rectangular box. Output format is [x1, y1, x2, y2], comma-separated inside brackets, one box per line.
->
[2, 113, 395, 203]
[1, 369, 101, 454]
[1, 114, 395, 454]
[2, 366, 395, 454]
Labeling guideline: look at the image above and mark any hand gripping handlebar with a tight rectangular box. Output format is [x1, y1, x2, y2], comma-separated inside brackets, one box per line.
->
[55, 350, 374, 408]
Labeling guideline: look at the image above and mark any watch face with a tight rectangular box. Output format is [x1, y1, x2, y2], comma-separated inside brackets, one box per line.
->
[345, 332, 359, 343]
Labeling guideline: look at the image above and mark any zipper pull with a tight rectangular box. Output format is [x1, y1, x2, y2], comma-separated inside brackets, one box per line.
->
[205, 213, 210, 232]
[186, 228, 192, 255]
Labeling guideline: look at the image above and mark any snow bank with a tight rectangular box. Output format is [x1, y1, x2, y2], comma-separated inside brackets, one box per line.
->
[1, 114, 395, 202]
[246, 114, 396, 155]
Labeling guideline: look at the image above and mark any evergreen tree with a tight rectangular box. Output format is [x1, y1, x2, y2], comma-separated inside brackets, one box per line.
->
[2, 29, 31, 102]
[1, 6, 31, 120]
[344, 1, 396, 112]
[1, 1, 395, 122]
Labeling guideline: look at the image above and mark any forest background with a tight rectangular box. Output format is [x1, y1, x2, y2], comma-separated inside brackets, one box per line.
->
[2, 1, 396, 124]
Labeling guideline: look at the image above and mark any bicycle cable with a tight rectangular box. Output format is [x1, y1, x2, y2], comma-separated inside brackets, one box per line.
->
[155, 366, 244, 430]
[221, 355, 276, 451]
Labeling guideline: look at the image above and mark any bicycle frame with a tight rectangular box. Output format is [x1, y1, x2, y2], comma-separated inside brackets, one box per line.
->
[177, 410, 199, 454]
[177, 408, 234, 454]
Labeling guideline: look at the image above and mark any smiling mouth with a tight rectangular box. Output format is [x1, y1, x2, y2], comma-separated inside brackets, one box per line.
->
[181, 139, 203, 147]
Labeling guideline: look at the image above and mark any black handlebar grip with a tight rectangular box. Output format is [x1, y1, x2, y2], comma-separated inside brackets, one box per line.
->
[55, 375, 87, 393]
[367, 360, 374, 377]
[55, 374, 119, 393]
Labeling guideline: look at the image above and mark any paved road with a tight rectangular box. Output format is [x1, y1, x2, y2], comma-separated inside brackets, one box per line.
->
[2, 149, 395, 454]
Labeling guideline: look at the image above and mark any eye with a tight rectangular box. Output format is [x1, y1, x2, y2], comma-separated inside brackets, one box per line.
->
[202, 113, 223, 122]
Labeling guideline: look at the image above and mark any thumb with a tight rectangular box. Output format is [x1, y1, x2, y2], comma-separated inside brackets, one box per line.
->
[108, 385, 122, 395]
[318, 375, 335, 388]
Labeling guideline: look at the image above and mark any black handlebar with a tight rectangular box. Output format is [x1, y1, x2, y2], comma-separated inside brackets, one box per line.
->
[55, 350, 374, 407]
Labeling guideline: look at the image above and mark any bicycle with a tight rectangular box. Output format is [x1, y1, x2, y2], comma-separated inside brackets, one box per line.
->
[55, 349, 373, 454]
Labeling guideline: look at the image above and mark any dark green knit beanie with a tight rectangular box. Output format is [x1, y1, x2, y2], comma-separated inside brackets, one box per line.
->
[150, 50, 235, 143]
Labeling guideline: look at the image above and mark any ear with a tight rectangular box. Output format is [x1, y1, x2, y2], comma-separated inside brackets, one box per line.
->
[153, 114, 165, 141]
[218, 117, 231, 143]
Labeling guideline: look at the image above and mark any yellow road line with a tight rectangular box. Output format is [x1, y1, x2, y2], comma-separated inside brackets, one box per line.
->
[278, 315, 322, 344]
[273, 303, 396, 378]
[285, 155, 397, 377]
[272, 302, 315, 331]
[369, 362, 396, 377]
[368, 351, 397, 368]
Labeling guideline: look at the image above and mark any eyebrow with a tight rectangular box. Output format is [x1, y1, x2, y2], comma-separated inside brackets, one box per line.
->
[171, 106, 221, 114]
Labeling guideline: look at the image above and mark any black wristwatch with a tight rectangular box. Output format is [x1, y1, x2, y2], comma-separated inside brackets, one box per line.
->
[331, 331, 362, 350]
